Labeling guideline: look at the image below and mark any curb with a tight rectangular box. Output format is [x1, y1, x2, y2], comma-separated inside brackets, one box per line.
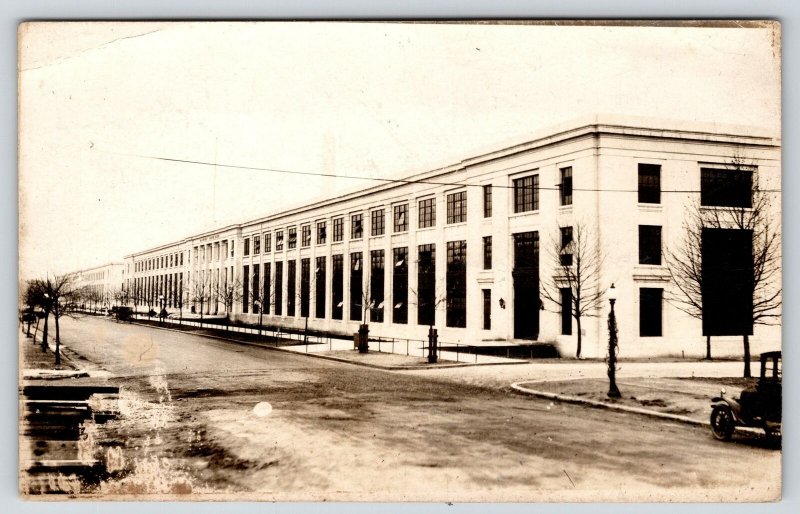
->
[510, 382, 708, 426]
[510, 382, 764, 435]
[129, 321, 527, 371]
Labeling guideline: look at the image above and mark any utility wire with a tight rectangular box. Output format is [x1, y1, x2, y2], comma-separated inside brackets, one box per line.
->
[132, 153, 782, 194]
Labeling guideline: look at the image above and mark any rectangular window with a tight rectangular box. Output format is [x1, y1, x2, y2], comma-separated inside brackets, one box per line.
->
[332, 255, 344, 320]
[287, 260, 296, 316]
[560, 288, 572, 335]
[482, 289, 491, 330]
[483, 236, 492, 270]
[446, 241, 467, 328]
[638, 163, 661, 204]
[446, 191, 467, 224]
[264, 233, 271, 253]
[513, 174, 539, 213]
[263, 262, 271, 314]
[639, 225, 662, 265]
[393, 204, 409, 233]
[350, 252, 363, 321]
[301, 225, 311, 247]
[418, 198, 436, 229]
[276, 231, 284, 251]
[370, 209, 385, 237]
[417, 244, 436, 326]
[560, 226, 573, 266]
[701, 167, 753, 208]
[351, 214, 363, 240]
[315, 257, 326, 318]
[483, 185, 492, 217]
[252, 264, 260, 313]
[393, 247, 408, 324]
[560, 166, 573, 206]
[274, 262, 283, 316]
[300, 258, 310, 317]
[242, 265, 250, 313]
[640, 288, 663, 337]
[288, 227, 297, 249]
[317, 221, 327, 245]
[230, 241, 234, 257]
[333, 217, 344, 242]
[252, 235, 259, 255]
[244, 238, 250, 257]
[369, 250, 385, 322]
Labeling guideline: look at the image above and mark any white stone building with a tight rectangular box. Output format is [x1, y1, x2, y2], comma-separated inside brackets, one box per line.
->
[73, 262, 125, 309]
[122, 115, 781, 359]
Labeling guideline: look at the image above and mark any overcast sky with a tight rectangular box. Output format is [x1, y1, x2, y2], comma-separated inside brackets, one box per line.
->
[18, 21, 780, 279]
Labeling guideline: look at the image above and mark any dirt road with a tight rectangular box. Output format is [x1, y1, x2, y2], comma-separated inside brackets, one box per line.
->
[49, 316, 780, 501]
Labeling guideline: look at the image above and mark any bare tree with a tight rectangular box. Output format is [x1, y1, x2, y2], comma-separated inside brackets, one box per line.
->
[540, 222, 605, 359]
[214, 274, 243, 329]
[190, 271, 212, 326]
[29, 274, 82, 365]
[665, 156, 781, 377]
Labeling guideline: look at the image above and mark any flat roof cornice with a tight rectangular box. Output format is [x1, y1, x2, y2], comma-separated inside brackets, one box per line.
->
[124, 114, 780, 254]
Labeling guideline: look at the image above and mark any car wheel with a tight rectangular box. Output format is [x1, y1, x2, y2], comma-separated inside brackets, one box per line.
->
[710, 405, 735, 441]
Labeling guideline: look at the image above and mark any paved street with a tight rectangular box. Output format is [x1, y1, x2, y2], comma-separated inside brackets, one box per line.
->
[50, 316, 780, 501]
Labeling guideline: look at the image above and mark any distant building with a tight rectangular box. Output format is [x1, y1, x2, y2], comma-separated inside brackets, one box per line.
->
[119, 115, 781, 358]
[73, 262, 125, 309]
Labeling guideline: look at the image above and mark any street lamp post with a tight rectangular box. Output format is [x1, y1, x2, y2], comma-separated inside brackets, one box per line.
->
[607, 284, 621, 398]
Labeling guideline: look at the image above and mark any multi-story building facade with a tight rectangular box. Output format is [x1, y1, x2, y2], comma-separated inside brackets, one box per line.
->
[121, 115, 781, 359]
[73, 262, 125, 308]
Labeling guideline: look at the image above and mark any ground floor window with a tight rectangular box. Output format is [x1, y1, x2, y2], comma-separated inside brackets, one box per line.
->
[287, 260, 297, 317]
[482, 289, 491, 330]
[332, 255, 343, 320]
[263, 263, 271, 314]
[417, 244, 436, 326]
[315, 257, 326, 319]
[446, 240, 467, 328]
[393, 247, 408, 324]
[300, 258, 310, 318]
[370, 250, 385, 323]
[560, 288, 572, 335]
[242, 265, 249, 314]
[252, 264, 260, 314]
[350, 252, 363, 321]
[274, 262, 283, 316]
[639, 287, 663, 337]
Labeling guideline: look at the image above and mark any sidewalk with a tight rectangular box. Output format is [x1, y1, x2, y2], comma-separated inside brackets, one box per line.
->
[19, 327, 89, 379]
[130, 316, 529, 368]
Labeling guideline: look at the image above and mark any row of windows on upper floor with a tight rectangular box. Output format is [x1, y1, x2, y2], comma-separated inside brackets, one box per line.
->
[133, 163, 753, 269]
[80, 271, 107, 282]
[135, 251, 185, 273]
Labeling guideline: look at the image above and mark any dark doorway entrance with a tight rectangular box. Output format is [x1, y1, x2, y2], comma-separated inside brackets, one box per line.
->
[701, 228, 753, 336]
[513, 231, 540, 339]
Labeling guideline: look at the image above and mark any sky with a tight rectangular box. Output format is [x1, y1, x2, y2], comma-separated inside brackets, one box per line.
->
[17, 21, 781, 279]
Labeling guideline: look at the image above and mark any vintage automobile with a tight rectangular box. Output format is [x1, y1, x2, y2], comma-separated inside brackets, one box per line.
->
[710, 351, 781, 441]
[115, 306, 133, 322]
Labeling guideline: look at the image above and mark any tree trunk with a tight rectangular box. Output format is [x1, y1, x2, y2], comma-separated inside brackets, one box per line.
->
[575, 316, 582, 359]
[705, 335, 712, 360]
[743, 334, 751, 378]
[41, 312, 49, 353]
[54, 308, 61, 365]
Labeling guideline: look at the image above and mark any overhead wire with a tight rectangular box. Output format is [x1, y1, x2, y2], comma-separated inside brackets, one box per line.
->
[130, 153, 782, 194]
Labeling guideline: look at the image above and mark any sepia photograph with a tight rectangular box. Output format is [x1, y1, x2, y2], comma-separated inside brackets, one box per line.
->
[17, 20, 782, 501]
